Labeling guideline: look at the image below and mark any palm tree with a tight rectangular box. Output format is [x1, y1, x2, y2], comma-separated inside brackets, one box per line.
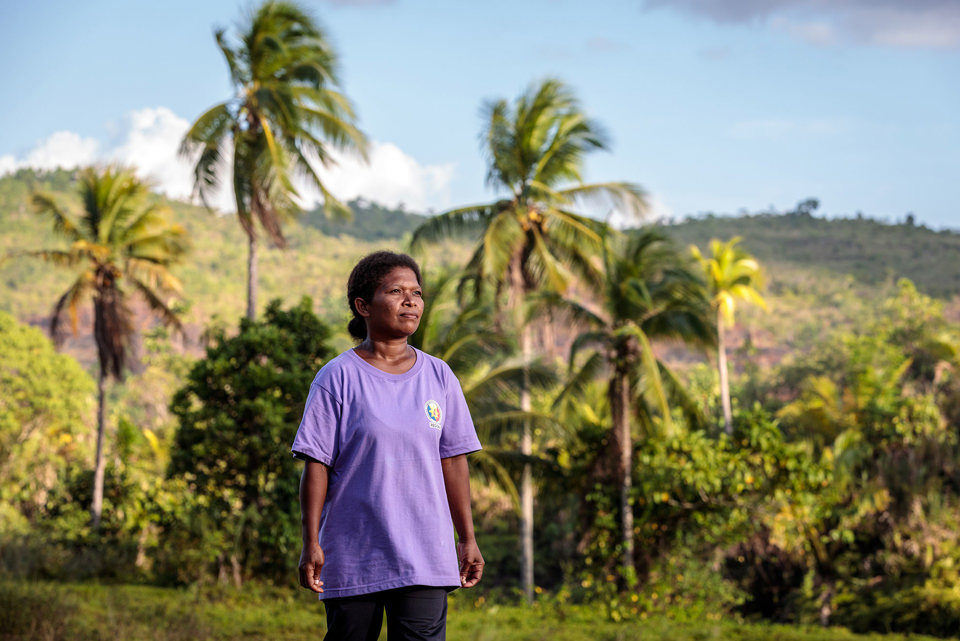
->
[30, 166, 188, 529]
[555, 229, 713, 583]
[181, 0, 367, 320]
[411, 78, 647, 600]
[691, 237, 767, 434]
[409, 268, 559, 512]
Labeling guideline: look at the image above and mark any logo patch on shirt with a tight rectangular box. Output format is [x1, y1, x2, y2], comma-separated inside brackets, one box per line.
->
[424, 400, 442, 430]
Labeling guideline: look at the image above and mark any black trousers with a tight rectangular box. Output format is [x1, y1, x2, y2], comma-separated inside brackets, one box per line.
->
[322, 586, 448, 641]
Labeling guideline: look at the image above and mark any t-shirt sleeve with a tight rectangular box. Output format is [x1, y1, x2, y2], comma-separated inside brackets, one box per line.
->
[439, 367, 482, 458]
[291, 383, 341, 466]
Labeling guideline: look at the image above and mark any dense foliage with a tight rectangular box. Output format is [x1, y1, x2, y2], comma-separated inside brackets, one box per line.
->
[411, 77, 649, 602]
[0, 312, 94, 534]
[167, 298, 334, 583]
[28, 165, 189, 529]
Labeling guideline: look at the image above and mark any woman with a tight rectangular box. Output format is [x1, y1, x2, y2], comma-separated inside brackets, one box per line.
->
[292, 250, 484, 641]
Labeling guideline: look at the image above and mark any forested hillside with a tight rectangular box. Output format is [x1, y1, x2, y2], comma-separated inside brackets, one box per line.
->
[0, 170, 429, 355]
[4, 169, 956, 368]
[662, 203, 960, 299]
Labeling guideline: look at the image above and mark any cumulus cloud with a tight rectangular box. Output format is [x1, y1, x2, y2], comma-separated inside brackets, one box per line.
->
[0, 131, 100, 174]
[107, 107, 195, 201]
[0, 107, 198, 200]
[643, 0, 960, 49]
[1, 107, 456, 214]
[313, 142, 455, 212]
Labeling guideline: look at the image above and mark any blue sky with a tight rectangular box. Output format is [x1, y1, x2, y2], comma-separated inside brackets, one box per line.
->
[1, 0, 958, 228]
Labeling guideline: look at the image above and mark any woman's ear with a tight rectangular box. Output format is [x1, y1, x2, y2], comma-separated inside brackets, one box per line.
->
[354, 297, 370, 318]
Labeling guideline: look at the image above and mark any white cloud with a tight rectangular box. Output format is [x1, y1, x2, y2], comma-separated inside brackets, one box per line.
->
[107, 107, 194, 201]
[0, 155, 16, 176]
[0, 107, 456, 215]
[3, 131, 101, 172]
[314, 141, 455, 212]
[646, 193, 675, 222]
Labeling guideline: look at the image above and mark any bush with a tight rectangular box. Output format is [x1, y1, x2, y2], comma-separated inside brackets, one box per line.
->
[167, 298, 334, 584]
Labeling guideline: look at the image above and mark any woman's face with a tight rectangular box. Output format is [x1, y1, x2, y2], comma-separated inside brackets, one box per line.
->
[357, 266, 423, 340]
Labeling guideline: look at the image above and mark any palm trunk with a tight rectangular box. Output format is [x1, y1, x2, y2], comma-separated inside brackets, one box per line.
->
[246, 232, 258, 320]
[506, 249, 537, 603]
[609, 369, 634, 583]
[520, 323, 534, 603]
[718, 311, 733, 434]
[91, 368, 107, 530]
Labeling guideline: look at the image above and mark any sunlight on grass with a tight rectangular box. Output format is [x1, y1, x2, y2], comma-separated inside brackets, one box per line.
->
[0, 581, 944, 641]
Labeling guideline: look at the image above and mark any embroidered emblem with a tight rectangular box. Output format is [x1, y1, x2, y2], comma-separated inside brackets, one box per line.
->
[424, 400, 442, 430]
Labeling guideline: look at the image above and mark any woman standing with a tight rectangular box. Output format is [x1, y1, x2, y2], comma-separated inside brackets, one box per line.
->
[293, 251, 484, 641]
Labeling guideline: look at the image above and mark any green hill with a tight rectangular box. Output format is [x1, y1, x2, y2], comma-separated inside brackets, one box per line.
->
[661, 209, 960, 300]
[301, 197, 428, 240]
[0, 170, 418, 356]
[2, 169, 957, 371]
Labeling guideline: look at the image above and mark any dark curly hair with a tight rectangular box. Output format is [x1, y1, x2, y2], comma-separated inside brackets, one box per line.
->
[346, 251, 423, 341]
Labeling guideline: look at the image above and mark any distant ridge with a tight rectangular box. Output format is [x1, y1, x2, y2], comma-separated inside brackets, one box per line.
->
[3, 169, 958, 338]
[300, 198, 427, 241]
[661, 210, 960, 299]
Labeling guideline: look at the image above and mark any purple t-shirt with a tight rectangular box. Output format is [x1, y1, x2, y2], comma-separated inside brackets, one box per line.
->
[291, 347, 481, 599]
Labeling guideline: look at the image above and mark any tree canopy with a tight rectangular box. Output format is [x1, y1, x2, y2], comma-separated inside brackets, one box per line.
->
[0, 311, 94, 532]
[168, 297, 334, 582]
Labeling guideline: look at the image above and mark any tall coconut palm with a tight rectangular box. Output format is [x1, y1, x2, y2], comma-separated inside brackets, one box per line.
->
[409, 268, 559, 511]
[181, 0, 367, 320]
[30, 166, 188, 529]
[691, 237, 767, 434]
[555, 229, 712, 582]
[411, 78, 648, 600]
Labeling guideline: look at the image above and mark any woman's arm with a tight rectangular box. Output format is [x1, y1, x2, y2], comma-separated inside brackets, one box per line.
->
[298, 459, 329, 592]
[441, 454, 484, 588]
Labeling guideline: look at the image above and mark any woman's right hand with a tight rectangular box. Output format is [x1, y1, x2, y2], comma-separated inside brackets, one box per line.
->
[298, 544, 325, 593]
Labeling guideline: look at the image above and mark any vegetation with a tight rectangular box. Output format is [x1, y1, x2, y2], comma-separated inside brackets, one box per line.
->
[558, 228, 713, 583]
[2, 161, 960, 633]
[0, 312, 94, 534]
[27, 166, 188, 529]
[691, 236, 767, 434]
[664, 200, 960, 299]
[411, 77, 648, 601]
[2, 580, 943, 641]
[167, 298, 334, 585]
[2, 1, 960, 635]
[302, 197, 427, 240]
[181, 0, 367, 320]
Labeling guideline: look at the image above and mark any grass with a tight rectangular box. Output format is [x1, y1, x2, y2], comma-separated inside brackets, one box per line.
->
[0, 581, 945, 641]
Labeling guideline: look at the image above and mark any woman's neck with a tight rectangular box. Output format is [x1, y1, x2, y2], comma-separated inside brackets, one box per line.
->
[354, 338, 417, 374]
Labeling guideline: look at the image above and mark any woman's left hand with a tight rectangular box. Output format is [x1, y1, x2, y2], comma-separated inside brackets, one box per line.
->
[456, 539, 484, 588]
